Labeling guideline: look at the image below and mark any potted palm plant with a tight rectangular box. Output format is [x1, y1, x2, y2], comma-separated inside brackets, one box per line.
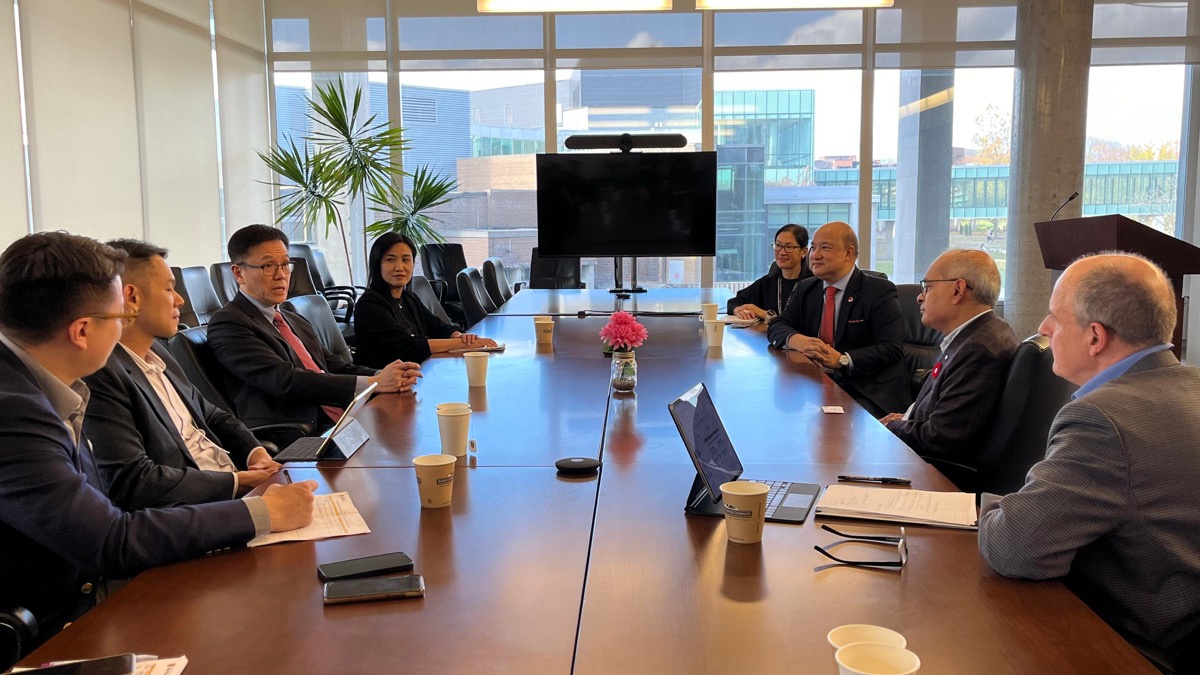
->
[259, 77, 457, 283]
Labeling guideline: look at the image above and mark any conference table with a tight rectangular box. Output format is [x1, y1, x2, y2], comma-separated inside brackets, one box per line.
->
[20, 289, 1154, 674]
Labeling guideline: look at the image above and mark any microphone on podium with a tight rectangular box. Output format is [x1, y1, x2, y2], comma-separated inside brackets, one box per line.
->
[1049, 191, 1080, 221]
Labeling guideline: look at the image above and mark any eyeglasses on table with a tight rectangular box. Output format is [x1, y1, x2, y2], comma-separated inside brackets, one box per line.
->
[814, 524, 908, 570]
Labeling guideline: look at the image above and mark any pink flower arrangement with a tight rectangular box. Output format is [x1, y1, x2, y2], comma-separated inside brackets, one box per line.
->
[600, 311, 648, 352]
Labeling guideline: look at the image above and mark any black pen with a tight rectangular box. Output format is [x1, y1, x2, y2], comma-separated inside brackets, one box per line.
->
[837, 475, 912, 485]
[282, 469, 292, 484]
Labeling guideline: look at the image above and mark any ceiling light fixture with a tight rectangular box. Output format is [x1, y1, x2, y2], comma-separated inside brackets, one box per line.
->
[695, 0, 892, 9]
[479, 0, 673, 12]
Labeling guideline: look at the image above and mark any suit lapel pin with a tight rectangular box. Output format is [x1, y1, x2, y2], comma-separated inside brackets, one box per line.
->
[847, 296, 855, 303]
[931, 361, 943, 378]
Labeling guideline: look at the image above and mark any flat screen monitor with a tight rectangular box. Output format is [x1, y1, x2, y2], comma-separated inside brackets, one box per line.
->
[536, 151, 717, 258]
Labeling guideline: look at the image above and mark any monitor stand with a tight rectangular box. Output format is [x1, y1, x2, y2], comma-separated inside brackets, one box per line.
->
[609, 256, 647, 294]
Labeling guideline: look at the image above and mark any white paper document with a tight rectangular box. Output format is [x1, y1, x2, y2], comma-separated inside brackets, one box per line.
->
[247, 492, 370, 548]
[449, 343, 506, 353]
[815, 484, 978, 529]
[137, 656, 189, 675]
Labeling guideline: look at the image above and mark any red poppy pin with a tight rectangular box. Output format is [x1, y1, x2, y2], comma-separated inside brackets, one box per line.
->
[931, 361, 943, 379]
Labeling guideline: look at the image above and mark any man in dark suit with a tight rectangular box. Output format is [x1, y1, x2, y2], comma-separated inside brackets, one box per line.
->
[0, 232, 316, 650]
[766, 220, 909, 416]
[83, 240, 281, 510]
[879, 249, 1018, 468]
[978, 253, 1200, 671]
[207, 225, 421, 430]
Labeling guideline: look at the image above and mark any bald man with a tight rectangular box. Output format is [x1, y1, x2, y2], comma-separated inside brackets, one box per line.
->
[880, 250, 1018, 473]
[978, 252, 1200, 671]
[766, 221, 909, 416]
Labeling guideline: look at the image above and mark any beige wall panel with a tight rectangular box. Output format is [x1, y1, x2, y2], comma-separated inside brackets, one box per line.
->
[0, 0, 28, 249]
[21, 0, 143, 241]
[134, 0, 224, 266]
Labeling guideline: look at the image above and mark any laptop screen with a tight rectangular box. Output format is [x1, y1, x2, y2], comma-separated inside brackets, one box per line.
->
[668, 383, 743, 501]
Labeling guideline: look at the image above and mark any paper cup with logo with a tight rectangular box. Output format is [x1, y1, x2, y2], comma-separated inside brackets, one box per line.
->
[719, 480, 769, 544]
[437, 407, 472, 457]
[464, 351, 489, 387]
[701, 303, 719, 321]
[535, 319, 556, 344]
[704, 319, 725, 347]
[413, 454, 456, 508]
[835, 642, 920, 675]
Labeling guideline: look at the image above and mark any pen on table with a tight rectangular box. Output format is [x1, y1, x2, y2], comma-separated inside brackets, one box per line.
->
[837, 475, 912, 485]
[283, 469, 292, 484]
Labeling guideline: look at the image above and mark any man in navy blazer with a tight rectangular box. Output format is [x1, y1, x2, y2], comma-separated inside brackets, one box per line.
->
[880, 250, 1018, 469]
[207, 225, 421, 430]
[0, 232, 317, 650]
[766, 221, 909, 416]
[84, 240, 282, 510]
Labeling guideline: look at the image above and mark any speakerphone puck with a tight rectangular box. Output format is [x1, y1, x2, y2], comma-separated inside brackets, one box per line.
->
[555, 457, 601, 475]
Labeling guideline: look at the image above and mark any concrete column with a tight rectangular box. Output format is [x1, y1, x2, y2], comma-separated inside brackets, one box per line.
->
[894, 70, 954, 281]
[1004, 0, 1094, 337]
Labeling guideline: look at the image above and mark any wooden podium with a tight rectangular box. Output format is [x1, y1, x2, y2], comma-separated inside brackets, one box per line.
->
[1035, 214, 1200, 358]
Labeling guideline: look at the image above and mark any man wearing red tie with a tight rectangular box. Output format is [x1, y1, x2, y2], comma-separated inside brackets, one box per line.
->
[766, 221, 909, 417]
[209, 225, 421, 435]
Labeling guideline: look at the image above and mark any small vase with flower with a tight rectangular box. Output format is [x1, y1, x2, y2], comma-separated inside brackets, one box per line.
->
[600, 311, 647, 392]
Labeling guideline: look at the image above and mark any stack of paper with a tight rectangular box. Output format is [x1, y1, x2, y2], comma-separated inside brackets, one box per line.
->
[247, 492, 371, 547]
[815, 485, 978, 530]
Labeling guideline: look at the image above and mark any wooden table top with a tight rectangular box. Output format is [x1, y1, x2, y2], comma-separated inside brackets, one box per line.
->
[20, 290, 1156, 674]
[493, 287, 733, 316]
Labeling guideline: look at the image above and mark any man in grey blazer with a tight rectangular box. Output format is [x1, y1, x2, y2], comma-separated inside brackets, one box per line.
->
[84, 240, 281, 510]
[978, 252, 1200, 671]
[880, 250, 1018, 471]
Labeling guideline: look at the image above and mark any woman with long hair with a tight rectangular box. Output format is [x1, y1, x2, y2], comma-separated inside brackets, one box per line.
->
[727, 223, 813, 323]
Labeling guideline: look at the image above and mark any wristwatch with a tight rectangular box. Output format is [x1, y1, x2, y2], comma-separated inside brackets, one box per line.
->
[837, 353, 850, 369]
[764, 310, 778, 325]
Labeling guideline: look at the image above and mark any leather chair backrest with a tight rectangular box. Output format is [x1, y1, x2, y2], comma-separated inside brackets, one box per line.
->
[975, 334, 1077, 495]
[311, 249, 339, 289]
[210, 262, 239, 306]
[456, 268, 490, 328]
[861, 269, 888, 280]
[409, 275, 453, 325]
[288, 243, 326, 292]
[529, 247, 583, 289]
[896, 283, 944, 395]
[420, 243, 468, 303]
[288, 257, 319, 298]
[172, 266, 224, 327]
[469, 267, 497, 313]
[281, 294, 353, 364]
[0, 606, 36, 671]
[165, 326, 237, 415]
[482, 257, 513, 306]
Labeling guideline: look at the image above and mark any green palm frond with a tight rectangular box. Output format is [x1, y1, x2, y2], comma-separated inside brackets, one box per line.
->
[366, 166, 458, 245]
[257, 137, 343, 237]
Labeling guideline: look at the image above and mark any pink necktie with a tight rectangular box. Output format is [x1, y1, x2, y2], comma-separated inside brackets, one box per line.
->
[819, 286, 837, 346]
[273, 311, 343, 423]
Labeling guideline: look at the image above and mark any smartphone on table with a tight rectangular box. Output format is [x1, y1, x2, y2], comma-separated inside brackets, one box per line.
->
[317, 552, 414, 581]
[323, 575, 425, 605]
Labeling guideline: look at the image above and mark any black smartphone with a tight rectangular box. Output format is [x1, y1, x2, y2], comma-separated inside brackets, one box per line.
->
[323, 575, 425, 605]
[16, 654, 136, 675]
[317, 552, 414, 581]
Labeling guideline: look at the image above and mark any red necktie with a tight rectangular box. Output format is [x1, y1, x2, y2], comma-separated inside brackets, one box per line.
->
[819, 286, 837, 346]
[273, 311, 343, 423]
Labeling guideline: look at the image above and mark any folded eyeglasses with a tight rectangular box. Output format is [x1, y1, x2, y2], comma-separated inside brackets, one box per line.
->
[814, 524, 908, 569]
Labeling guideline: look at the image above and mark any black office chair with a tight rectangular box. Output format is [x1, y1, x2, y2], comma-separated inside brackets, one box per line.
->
[171, 266, 224, 328]
[281, 295, 354, 365]
[166, 326, 311, 448]
[288, 244, 360, 319]
[861, 269, 889, 280]
[0, 606, 36, 671]
[409, 275, 455, 326]
[209, 262, 239, 306]
[925, 335, 1076, 494]
[896, 283, 943, 399]
[481, 257, 514, 307]
[523, 247, 584, 290]
[455, 268, 491, 328]
[419, 243, 468, 324]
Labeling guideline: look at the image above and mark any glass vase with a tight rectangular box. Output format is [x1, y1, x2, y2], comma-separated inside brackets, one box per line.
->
[611, 350, 637, 392]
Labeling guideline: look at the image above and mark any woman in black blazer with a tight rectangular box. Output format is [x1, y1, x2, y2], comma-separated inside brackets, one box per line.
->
[727, 223, 814, 323]
[354, 233, 497, 367]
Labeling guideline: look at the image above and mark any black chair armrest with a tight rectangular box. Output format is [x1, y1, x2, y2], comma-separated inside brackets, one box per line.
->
[514, 281, 526, 292]
[0, 606, 37, 671]
[250, 422, 314, 452]
[921, 455, 978, 494]
[428, 279, 447, 302]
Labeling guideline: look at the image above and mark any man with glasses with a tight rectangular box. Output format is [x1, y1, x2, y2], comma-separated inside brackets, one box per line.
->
[978, 253, 1200, 671]
[208, 225, 421, 434]
[82, 240, 283, 510]
[878, 250, 1017, 474]
[766, 220, 909, 416]
[0, 232, 317, 650]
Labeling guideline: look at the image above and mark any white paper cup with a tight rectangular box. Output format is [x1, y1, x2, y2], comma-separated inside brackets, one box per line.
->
[464, 351, 489, 387]
[719, 480, 769, 544]
[437, 407, 472, 457]
[704, 319, 725, 347]
[701, 303, 719, 321]
[827, 625, 907, 651]
[835, 643, 920, 675]
[535, 319, 555, 344]
[413, 454, 456, 509]
[534, 315, 551, 323]
[436, 402, 471, 413]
